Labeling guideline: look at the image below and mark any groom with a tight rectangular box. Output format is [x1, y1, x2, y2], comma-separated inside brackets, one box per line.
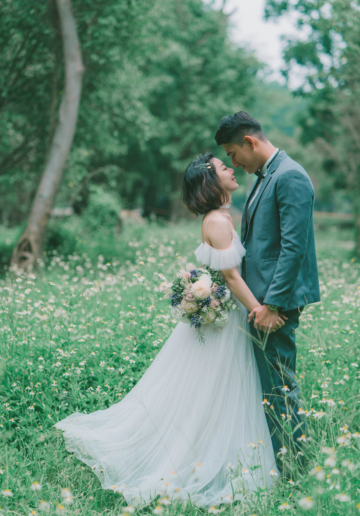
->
[215, 111, 320, 473]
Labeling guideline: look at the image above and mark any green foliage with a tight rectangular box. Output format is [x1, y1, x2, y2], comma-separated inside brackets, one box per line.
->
[0, 221, 359, 514]
[1, 0, 343, 239]
[0, 0, 261, 225]
[0, 1, 58, 224]
[0, 226, 22, 270]
[0, 0, 153, 224]
[265, 0, 360, 224]
[81, 186, 121, 234]
[45, 217, 83, 258]
[43, 186, 122, 260]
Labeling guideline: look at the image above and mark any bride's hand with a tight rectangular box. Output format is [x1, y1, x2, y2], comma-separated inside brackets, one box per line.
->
[248, 305, 287, 333]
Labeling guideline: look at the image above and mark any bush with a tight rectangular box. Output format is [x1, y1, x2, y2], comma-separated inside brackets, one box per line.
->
[45, 186, 123, 260]
[0, 225, 22, 272]
[82, 185, 122, 234]
[45, 216, 83, 257]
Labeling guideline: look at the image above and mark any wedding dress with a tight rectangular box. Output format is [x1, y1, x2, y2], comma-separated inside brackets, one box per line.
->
[55, 224, 279, 508]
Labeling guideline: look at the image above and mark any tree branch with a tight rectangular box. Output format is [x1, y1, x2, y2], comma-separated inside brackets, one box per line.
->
[68, 165, 123, 207]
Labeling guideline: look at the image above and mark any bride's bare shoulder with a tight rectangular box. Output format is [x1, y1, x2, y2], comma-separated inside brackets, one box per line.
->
[203, 210, 230, 227]
[201, 210, 232, 244]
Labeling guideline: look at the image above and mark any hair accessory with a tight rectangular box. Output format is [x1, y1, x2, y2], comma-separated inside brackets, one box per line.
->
[195, 162, 211, 170]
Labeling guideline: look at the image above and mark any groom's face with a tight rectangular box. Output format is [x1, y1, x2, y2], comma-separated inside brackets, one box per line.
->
[222, 140, 261, 175]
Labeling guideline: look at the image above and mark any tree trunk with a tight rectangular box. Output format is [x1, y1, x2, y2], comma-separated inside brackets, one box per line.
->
[11, 0, 83, 271]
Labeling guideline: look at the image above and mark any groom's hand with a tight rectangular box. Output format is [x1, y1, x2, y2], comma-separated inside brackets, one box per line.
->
[248, 305, 288, 332]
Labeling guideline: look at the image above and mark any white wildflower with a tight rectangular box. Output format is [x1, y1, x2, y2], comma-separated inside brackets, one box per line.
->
[279, 501, 292, 511]
[38, 500, 51, 511]
[335, 493, 350, 502]
[310, 466, 325, 481]
[1, 489, 13, 497]
[298, 497, 314, 509]
[60, 488, 72, 499]
[324, 456, 337, 467]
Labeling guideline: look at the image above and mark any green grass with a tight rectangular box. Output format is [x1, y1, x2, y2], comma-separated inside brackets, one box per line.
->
[0, 221, 359, 515]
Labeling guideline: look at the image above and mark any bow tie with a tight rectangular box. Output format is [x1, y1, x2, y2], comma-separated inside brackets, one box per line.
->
[255, 170, 265, 179]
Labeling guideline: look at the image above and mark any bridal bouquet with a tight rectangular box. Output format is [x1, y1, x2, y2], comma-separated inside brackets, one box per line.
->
[160, 263, 236, 342]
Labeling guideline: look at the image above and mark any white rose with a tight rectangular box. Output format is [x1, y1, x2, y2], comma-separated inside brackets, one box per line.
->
[198, 269, 211, 278]
[180, 299, 198, 314]
[220, 288, 231, 302]
[213, 312, 229, 327]
[171, 306, 184, 320]
[203, 309, 216, 324]
[191, 275, 212, 300]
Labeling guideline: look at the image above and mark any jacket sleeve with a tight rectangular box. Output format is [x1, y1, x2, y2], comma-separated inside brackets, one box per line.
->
[263, 169, 314, 309]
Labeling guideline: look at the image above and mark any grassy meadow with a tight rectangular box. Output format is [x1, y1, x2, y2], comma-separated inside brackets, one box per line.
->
[0, 218, 359, 515]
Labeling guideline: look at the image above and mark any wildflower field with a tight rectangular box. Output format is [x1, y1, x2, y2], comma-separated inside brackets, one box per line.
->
[0, 219, 359, 515]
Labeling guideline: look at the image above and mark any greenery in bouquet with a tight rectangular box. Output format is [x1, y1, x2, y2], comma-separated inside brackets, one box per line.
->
[160, 263, 237, 342]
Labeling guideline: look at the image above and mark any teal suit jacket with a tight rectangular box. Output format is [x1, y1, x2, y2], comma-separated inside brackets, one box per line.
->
[241, 150, 320, 310]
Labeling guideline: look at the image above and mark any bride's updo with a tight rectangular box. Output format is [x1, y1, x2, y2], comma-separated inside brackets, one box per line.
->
[182, 153, 228, 215]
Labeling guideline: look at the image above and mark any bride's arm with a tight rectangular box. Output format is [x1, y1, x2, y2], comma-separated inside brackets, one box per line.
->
[206, 218, 284, 327]
[221, 267, 260, 313]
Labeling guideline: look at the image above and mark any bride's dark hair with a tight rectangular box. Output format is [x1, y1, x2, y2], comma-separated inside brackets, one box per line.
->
[182, 153, 228, 216]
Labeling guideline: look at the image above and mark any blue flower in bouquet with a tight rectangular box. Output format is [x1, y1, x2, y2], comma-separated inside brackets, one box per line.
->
[190, 314, 203, 329]
[171, 292, 182, 307]
[215, 285, 227, 299]
[190, 269, 198, 279]
[200, 296, 212, 309]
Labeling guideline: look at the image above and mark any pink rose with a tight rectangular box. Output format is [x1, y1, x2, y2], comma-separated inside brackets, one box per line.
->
[210, 300, 220, 309]
[180, 269, 191, 280]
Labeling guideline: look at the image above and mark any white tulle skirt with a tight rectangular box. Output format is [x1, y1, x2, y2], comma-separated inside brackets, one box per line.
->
[55, 302, 279, 507]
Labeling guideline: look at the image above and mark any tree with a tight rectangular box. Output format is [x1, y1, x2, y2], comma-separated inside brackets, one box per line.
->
[1, 0, 261, 260]
[0, 0, 154, 226]
[0, 1, 59, 224]
[265, 0, 360, 253]
[54, 0, 261, 220]
[11, 0, 83, 270]
[125, 0, 261, 219]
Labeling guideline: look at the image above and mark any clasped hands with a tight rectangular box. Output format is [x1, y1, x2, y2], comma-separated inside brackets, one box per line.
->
[248, 305, 288, 333]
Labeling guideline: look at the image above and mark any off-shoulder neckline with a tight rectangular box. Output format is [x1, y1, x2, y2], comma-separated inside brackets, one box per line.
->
[200, 231, 240, 252]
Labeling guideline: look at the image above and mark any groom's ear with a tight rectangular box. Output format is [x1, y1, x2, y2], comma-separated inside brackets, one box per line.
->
[244, 135, 255, 149]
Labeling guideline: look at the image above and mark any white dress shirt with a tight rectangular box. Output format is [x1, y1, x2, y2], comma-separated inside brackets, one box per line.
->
[247, 148, 279, 210]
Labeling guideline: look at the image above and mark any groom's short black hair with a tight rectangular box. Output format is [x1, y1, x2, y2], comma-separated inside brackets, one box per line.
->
[214, 111, 266, 146]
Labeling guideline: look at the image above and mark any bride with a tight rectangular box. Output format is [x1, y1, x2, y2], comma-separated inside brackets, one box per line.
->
[55, 153, 286, 508]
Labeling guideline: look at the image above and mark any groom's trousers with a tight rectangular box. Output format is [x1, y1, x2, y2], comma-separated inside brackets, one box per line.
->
[250, 307, 306, 473]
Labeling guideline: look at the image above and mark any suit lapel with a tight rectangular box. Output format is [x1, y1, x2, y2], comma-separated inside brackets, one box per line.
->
[243, 150, 288, 245]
